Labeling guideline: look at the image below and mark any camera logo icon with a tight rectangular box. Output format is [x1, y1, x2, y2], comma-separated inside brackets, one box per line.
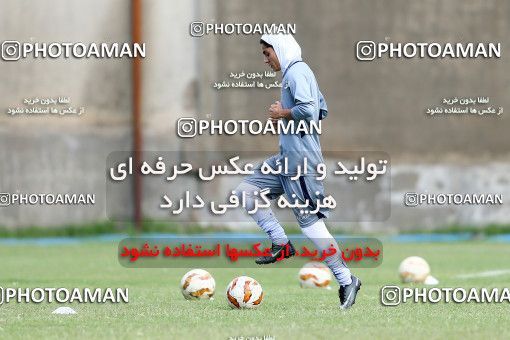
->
[177, 118, 197, 138]
[1, 41, 21, 61]
[0, 193, 11, 206]
[404, 192, 419, 207]
[356, 41, 376, 61]
[381, 285, 401, 306]
[190, 22, 205, 37]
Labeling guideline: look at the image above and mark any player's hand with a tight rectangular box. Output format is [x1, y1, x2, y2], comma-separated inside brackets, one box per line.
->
[268, 101, 283, 120]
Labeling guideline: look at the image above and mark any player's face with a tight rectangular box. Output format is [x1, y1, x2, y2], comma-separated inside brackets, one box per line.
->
[261, 45, 281, 71]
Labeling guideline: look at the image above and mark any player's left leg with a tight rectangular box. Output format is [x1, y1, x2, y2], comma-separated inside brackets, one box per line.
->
[234, 155, 296, 264]
[235, 181, 288, 245]
[234, 181, 296, 264]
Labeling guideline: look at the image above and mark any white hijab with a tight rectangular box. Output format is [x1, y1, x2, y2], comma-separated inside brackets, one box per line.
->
[261, 33, 302, 75]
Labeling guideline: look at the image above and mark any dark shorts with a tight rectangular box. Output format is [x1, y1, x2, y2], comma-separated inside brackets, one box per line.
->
[243, 154, 330, 228]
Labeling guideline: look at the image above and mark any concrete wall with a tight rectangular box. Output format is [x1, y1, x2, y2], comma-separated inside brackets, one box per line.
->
[211, 0, 510, 158]
[0, 0, 132, 228]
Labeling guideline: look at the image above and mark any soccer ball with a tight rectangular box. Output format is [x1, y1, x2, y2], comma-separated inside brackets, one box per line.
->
[298, 262, 332, 289]
[180, 269, 215, 300]
[399, 256, 430, 283]
[226, 276, 263, 309]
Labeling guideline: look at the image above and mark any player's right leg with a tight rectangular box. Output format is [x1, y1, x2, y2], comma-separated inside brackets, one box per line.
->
[301, 220, 361, 309]
[283, 175, 361, 309]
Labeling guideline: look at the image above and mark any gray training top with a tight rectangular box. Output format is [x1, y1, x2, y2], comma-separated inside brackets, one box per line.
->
[278, 60, 328, 177]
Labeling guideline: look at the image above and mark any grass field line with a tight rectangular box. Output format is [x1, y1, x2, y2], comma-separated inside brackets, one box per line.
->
[455, 269, 510, 279]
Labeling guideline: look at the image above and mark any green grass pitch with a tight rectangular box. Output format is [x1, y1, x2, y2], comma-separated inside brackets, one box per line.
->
[0, 240, 509, 339]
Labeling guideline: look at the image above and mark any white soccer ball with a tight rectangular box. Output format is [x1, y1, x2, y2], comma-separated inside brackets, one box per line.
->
[180, 269, 215, 300]
[298, 262, 332, 289]
[399, 256, 431, 283]
[226, 276, 264, 309]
